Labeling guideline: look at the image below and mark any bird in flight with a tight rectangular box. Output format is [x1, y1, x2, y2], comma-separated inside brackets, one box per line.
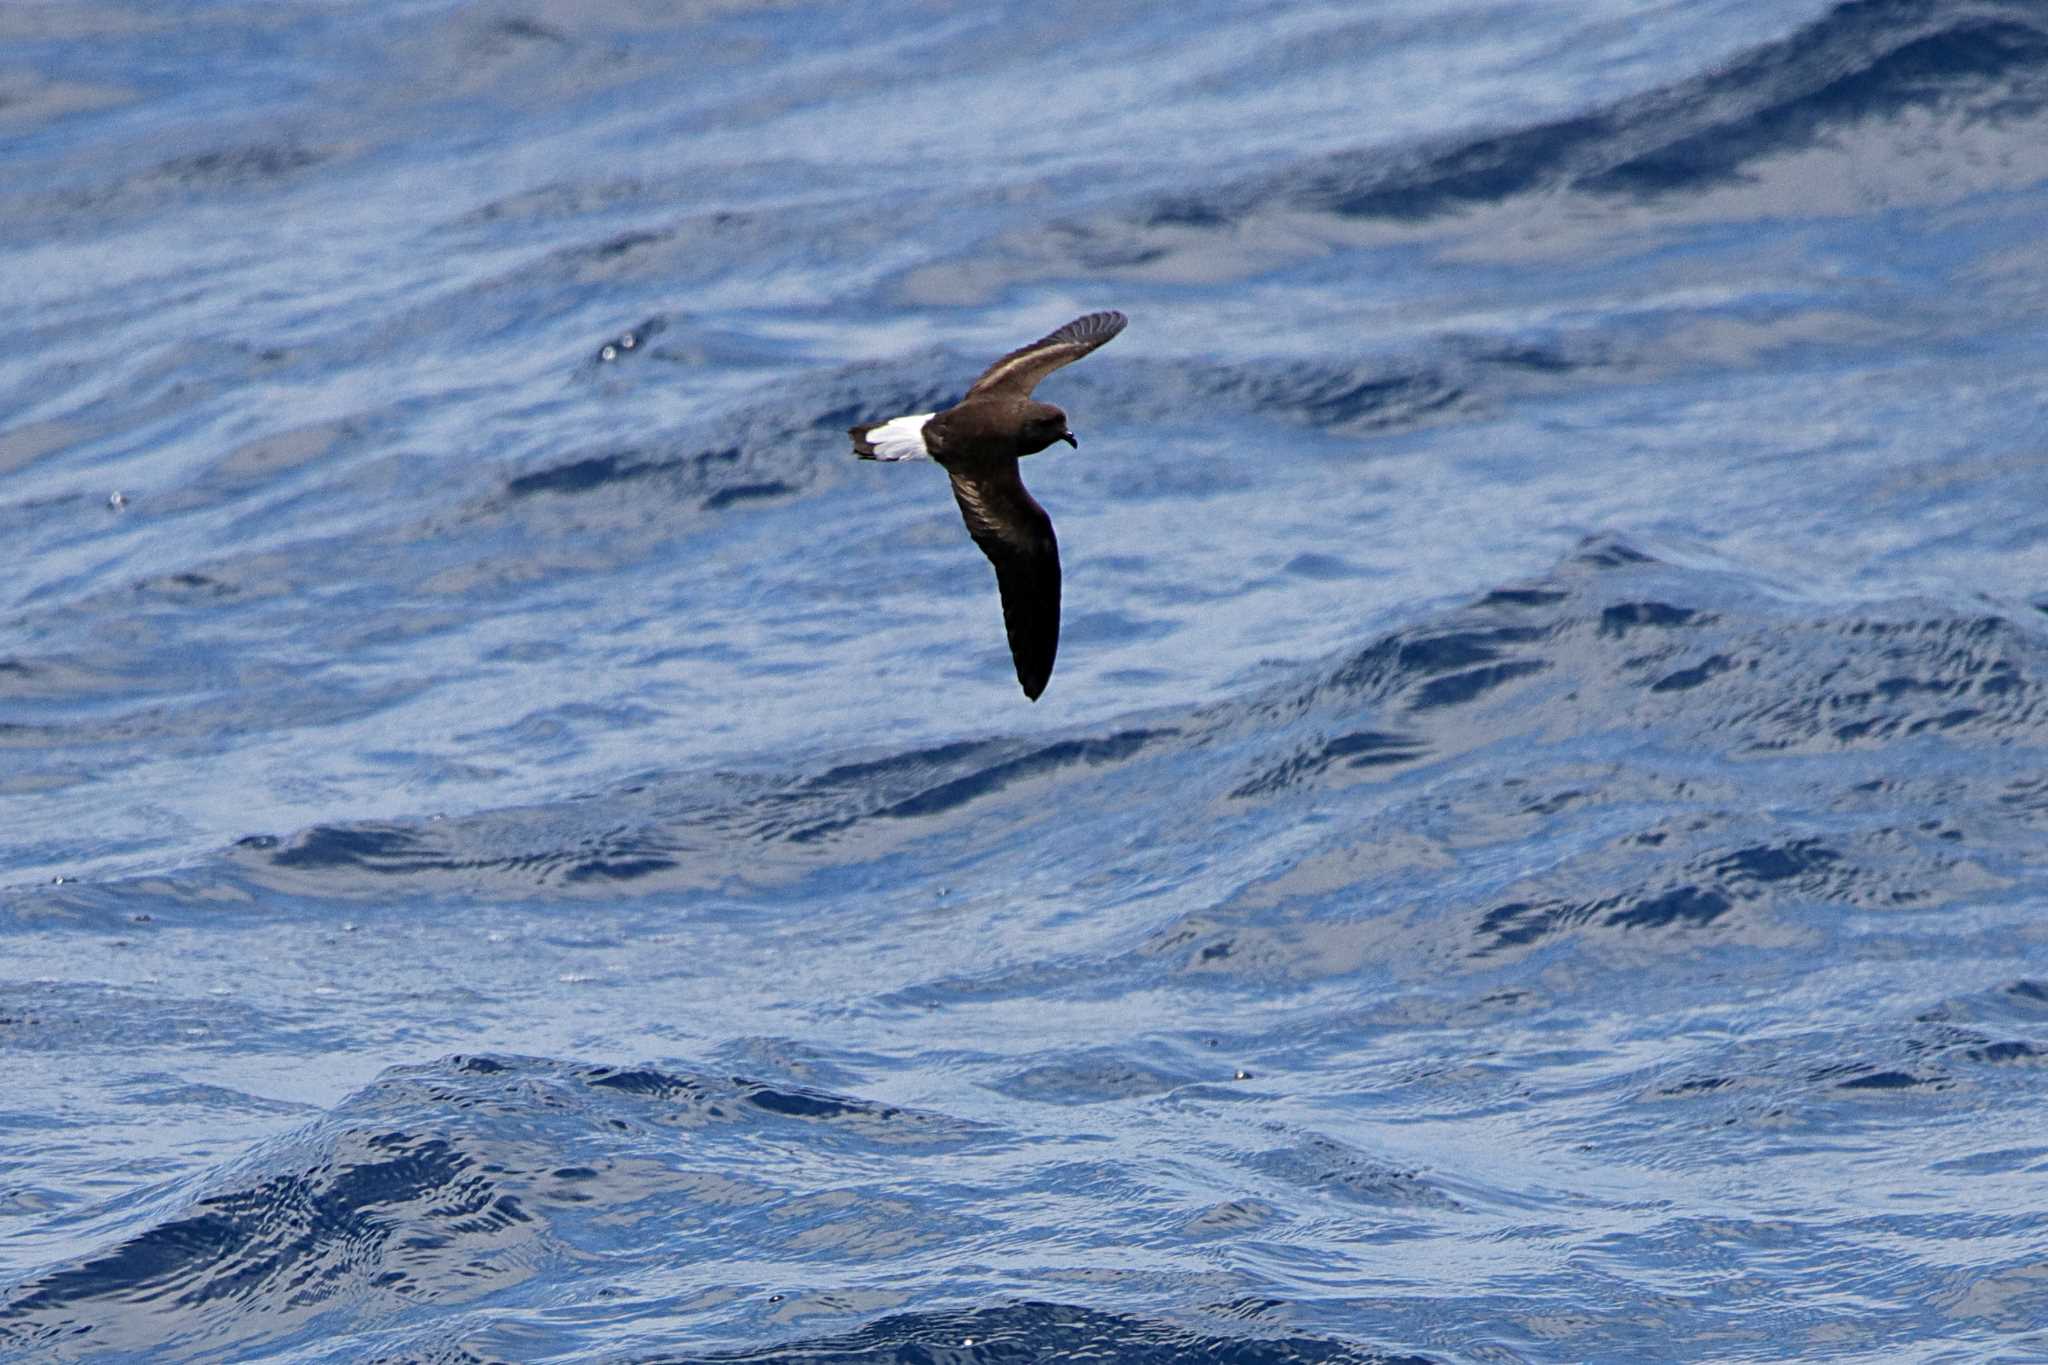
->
[850, 310, 1127, 701]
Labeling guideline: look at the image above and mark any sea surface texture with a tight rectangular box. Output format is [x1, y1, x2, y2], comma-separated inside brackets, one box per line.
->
[5, 1, 2048, 1361]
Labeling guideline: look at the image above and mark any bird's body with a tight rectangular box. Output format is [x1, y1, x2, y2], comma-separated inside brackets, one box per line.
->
[850, 310, 1126, 700]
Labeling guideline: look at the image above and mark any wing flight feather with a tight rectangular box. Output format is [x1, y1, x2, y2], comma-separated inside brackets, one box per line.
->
[964, 310, 1127, 400]
[947, 463, 1061, 699]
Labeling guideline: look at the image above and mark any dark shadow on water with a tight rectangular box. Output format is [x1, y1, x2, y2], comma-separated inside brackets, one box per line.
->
[680, 1300, 1435, 1365]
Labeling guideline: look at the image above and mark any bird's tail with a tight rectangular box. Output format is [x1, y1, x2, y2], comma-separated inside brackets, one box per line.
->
[850, 412, 935, 462]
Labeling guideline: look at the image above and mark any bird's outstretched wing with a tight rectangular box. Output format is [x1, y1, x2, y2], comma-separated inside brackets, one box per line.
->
[964, 310, 1127, 401]
[947, 462, 1061, 700]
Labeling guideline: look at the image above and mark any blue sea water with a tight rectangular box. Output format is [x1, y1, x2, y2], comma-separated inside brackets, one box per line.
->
[4, 0, 2048, 1359]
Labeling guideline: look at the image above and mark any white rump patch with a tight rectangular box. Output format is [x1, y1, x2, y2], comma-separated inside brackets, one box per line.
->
[866, 412, 934, 462]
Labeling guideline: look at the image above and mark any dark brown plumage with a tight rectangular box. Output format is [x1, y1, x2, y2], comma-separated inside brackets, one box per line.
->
[850, 310, 1127, 699]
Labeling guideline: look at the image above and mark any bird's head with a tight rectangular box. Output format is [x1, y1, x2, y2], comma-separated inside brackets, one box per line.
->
[1023, 402, 1077, 454]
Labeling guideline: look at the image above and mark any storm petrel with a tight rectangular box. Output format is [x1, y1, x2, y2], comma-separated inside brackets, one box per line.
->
[850, 310, 1127, 701]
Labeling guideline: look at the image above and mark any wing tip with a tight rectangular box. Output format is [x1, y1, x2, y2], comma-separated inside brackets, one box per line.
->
[1013, 638, 1056, 700]
[1060, 309, 1127, 343]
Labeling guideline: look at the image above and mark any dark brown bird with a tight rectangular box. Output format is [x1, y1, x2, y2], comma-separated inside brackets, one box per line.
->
[850, 310, 1127, 700]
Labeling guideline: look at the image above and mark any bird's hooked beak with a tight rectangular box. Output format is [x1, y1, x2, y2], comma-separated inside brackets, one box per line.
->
[1059, 431, 1078, 448]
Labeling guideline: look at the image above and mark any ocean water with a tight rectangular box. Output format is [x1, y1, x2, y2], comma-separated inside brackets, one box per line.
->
[4, 0, 2048, 1360]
